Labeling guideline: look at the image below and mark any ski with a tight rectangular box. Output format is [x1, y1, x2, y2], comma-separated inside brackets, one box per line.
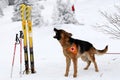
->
[20, 3, 35, 74]
[26, 5, 36, 73]
[20, 4, 29, 74]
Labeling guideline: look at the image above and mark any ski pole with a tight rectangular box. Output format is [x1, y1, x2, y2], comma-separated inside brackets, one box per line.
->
[19, 31, 23, 77]
[11, 34, 19, 78]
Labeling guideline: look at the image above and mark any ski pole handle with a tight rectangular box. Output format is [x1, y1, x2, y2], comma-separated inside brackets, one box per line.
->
[20, 31, 23, 39]
[15, 34, 18, 42]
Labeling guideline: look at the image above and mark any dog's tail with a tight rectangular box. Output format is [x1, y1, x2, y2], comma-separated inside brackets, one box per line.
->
[96, 45, 108, 55]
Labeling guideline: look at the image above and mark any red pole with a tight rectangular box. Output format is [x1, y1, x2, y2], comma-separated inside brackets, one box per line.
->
[19, 31, 23, 77]
[11, 33, 20, 78]
[20, 38, 22, 77]
[11, 43, 17, 78]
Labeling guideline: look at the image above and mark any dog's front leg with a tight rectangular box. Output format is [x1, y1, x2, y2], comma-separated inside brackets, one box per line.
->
[65, 57, 71, 77]
[72, 58, 77, 78]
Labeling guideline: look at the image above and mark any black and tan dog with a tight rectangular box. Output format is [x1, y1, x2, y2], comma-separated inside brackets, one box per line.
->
[53, 28, 108, 77]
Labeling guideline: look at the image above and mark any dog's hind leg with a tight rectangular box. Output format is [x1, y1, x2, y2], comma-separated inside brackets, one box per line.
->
[81, 53, 91, 70]
[90, 55, 99, 72]
[65, 57, 71, 77]
[93, 60, 99, 72]
[84, 60, 91, 70]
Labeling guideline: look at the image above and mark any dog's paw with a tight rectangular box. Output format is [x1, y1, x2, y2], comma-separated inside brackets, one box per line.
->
[84, 67, 88, 70]
[64, 74, 68, 77]
[95, 69, 99, 72]
[73, 74, 77, 78]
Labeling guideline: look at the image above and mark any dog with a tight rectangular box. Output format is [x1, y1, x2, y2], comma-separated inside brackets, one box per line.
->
[53, 28, 108, 77]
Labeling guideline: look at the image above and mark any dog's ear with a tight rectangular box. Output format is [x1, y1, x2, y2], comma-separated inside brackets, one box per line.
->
[54, 28, 58, 32]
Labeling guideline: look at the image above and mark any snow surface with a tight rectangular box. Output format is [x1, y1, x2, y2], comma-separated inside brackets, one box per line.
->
[0, 0, 120, 80]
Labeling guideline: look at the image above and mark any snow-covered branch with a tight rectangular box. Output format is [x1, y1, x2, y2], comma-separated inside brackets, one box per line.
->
[94, 6, 120, 39]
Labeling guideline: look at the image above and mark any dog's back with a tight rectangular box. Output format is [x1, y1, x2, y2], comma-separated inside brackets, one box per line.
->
[69, 37, 94, 54]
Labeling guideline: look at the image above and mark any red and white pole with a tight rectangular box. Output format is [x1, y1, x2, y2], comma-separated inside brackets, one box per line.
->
[19, 31, 23, 77]
[10, 34, 18, 78]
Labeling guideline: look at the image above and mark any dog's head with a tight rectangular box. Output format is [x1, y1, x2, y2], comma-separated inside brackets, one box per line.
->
[53, 28, 72, 41]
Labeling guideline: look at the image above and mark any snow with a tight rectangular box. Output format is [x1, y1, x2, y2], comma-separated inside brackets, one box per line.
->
[0, 0, 120, 80]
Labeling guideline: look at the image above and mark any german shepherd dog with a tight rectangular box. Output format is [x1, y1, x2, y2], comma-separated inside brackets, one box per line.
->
[53, 28, 108, 77]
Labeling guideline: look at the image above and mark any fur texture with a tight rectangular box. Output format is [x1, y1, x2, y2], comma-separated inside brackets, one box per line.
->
[53, 28, 108, 77]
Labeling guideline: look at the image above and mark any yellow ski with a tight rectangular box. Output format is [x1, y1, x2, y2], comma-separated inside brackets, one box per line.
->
[26, 5, 35, 73]
[20, 4, 29, 74]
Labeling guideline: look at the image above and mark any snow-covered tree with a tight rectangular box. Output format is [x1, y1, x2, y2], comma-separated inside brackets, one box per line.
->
[8, 0, 14, 5]
[12, 0, 44, 27]
[94, 6, 120, 39]
[11, 0, 25, 21]
[32, 2, 44, 27]
[0, 0, 8, 16]
[52, 0, 79, 25]
[0, 0, 8, 9]
[0, 7, 4, 16]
